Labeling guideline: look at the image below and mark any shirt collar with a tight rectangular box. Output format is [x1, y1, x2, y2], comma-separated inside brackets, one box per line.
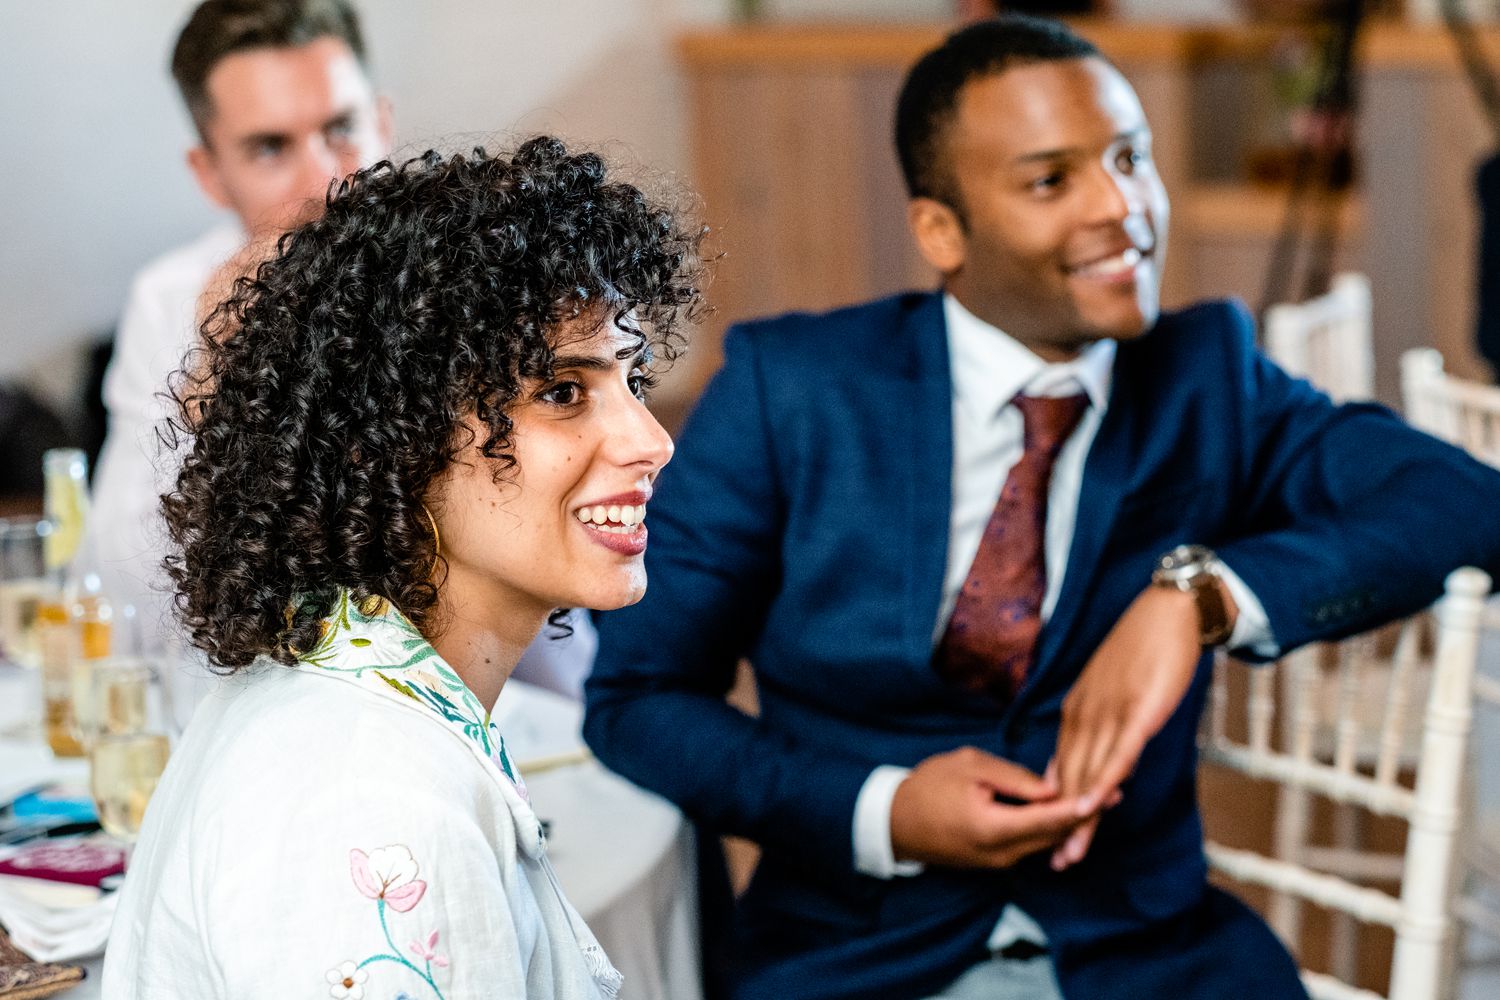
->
[942, 292, 1115, 418]
[291, 589, 525, 793]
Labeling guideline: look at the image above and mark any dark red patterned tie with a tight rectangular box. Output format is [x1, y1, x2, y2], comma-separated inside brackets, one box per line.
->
[935, 393, 1090, 702]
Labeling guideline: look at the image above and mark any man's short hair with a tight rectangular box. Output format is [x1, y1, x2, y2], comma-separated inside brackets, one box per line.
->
[894, 14, 1103, 207]
[170, 0, 367, 134]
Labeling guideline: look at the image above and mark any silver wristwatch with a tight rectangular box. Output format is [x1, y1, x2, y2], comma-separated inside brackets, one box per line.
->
[1151, 544, 1234, 647]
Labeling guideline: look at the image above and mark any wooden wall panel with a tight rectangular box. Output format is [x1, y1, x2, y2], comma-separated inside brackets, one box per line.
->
[1426, 72, 1493, 384]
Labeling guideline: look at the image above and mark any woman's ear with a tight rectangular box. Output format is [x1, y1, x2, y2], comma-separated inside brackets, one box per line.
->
[907, 197, 967, 276]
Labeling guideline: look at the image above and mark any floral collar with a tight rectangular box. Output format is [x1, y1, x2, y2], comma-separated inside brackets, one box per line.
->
[292, 590, 525, 796]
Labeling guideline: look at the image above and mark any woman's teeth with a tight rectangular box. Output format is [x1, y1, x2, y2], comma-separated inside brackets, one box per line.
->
[575, 504, 646, 530]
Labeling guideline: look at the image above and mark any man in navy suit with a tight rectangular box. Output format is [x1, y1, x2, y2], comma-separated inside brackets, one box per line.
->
[584, 15, 1500, 1000]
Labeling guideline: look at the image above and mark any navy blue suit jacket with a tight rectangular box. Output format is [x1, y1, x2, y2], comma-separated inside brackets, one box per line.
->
[585, 292, 1500, 1000]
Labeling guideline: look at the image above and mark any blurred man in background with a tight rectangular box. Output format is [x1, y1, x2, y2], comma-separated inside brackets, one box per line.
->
[90, 0, 391, 639]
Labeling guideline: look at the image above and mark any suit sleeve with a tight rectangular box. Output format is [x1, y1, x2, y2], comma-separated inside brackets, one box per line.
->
[1215, 303, 1500, 655]
[584, 326, 875, 874]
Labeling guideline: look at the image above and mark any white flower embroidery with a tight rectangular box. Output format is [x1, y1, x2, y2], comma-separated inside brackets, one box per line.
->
[350, 844, 428, 912]
[366, 845, 419, 892]
[325, 960, 367, 999]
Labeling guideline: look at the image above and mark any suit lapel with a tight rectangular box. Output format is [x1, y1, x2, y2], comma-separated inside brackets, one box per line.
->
[902, 293, 956, 669]
[1027, 339, 1143, 684]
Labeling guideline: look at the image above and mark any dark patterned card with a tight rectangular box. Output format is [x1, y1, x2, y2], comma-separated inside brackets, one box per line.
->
[0, 839, 124, 888]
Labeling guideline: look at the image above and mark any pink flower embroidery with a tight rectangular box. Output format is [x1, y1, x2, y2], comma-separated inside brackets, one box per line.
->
[349, 845, 427, 913]
[408, 929, 449, 968]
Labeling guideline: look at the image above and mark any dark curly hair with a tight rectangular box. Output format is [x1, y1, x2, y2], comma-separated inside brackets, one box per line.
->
[163, 137, 709, 671]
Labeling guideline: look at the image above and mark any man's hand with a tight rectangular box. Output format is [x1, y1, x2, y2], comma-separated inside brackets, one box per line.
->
[890, 746, 1091, 869]
[1048, 582, 1235, 870]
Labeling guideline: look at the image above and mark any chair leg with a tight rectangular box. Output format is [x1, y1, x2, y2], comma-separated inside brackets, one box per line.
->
[1329, 802, 1361, 984]
[1272, 781, 1312, 950]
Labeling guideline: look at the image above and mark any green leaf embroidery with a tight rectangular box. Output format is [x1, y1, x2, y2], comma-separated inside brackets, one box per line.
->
[298, 588, 519, 787]
[375, 672, 419, 702]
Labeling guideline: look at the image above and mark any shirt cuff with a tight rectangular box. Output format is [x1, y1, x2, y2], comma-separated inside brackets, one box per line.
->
[1219, 560, 1279, 659]
[852, 765, 925, 879]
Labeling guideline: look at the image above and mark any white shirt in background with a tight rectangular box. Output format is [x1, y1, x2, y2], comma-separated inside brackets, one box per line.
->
[88, 224, 242, 641]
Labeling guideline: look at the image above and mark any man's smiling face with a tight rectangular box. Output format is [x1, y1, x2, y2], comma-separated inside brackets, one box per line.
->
[938, 56, 1170, 359]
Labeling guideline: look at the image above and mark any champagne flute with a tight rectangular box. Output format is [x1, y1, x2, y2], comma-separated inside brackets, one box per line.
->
[75, 651, 150, 750]
[88, 659, 173, 845]
[90, 731, 170, 842]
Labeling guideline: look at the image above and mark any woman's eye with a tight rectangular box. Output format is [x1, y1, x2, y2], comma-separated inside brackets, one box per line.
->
[539, 381, 583, 406]
[1116, 148, 1144, 174]
[627, 371, 657, 400]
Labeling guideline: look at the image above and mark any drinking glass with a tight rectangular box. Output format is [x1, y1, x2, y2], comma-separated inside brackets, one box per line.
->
[0, 516, 57, 668]
[73, 654, 151, 750]
[89, 731, 170, 842]
[88, 659, 173, 844]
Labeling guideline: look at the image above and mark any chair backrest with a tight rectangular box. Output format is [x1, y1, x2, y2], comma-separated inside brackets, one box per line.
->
[1401, 348, 1500, 469]
[1265, 272, 1375, 404]
[1201, 567, 1492, 1000]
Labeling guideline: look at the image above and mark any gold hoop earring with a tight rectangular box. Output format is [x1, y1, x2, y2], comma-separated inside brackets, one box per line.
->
[422, 503, 442, 578]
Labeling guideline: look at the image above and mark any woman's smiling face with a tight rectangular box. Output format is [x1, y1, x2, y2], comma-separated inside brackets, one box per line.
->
[429, 318, 674, 624]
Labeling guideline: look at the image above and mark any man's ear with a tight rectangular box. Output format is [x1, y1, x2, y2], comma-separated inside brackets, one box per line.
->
[186, 144, 232, 212]
[907, 196, 966, 276]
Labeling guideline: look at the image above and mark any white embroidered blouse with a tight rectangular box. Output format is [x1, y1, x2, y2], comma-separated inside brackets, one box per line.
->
[101, 591, 621, 1000]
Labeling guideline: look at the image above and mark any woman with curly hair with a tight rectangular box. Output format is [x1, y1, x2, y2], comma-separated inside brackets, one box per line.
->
[101, 137, 705, 1000]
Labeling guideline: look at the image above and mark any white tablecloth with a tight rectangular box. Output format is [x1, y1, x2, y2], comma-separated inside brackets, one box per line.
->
[0, 665, 701, 1000]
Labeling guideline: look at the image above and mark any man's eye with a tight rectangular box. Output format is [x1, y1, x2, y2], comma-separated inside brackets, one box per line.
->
[1116, 148, 1145, 174]
[252, 139, 286, 160]
[326, 121, 355, 143]
[1030, 172, 1065, 194]
[539, 381, 583, 406]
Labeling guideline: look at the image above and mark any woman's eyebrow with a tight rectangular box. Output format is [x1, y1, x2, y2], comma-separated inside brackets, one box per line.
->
[550, 353, 616, 372]
[552, 345, 651, 371]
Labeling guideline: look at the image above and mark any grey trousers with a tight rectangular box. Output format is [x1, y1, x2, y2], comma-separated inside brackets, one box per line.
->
[920, 952, 1064, 1000]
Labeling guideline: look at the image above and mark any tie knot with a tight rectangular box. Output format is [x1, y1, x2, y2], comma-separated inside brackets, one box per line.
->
[1013, 393, 1089, 456]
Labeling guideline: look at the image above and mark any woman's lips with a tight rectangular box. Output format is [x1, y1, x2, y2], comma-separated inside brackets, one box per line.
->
[579, 520, 648, 556]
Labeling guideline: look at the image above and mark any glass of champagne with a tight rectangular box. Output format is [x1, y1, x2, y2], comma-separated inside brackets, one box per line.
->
[88, 660, 173, 844]
[75, 652, 150, 750]
[90, 730, 170, 843]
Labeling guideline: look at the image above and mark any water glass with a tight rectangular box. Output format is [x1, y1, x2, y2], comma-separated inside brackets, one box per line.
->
[0, 517, 56, 668]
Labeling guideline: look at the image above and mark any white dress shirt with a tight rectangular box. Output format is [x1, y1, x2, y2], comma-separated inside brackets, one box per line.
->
[852, 295, 1275, 901]
[88, 224, 243, 639]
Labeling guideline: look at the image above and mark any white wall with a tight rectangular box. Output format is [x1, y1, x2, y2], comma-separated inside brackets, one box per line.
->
[0, 0, 729, 388]
[0, 0, 1242, 394]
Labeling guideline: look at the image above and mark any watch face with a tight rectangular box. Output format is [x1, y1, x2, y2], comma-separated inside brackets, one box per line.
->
[1156, 544, 1215, 581]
